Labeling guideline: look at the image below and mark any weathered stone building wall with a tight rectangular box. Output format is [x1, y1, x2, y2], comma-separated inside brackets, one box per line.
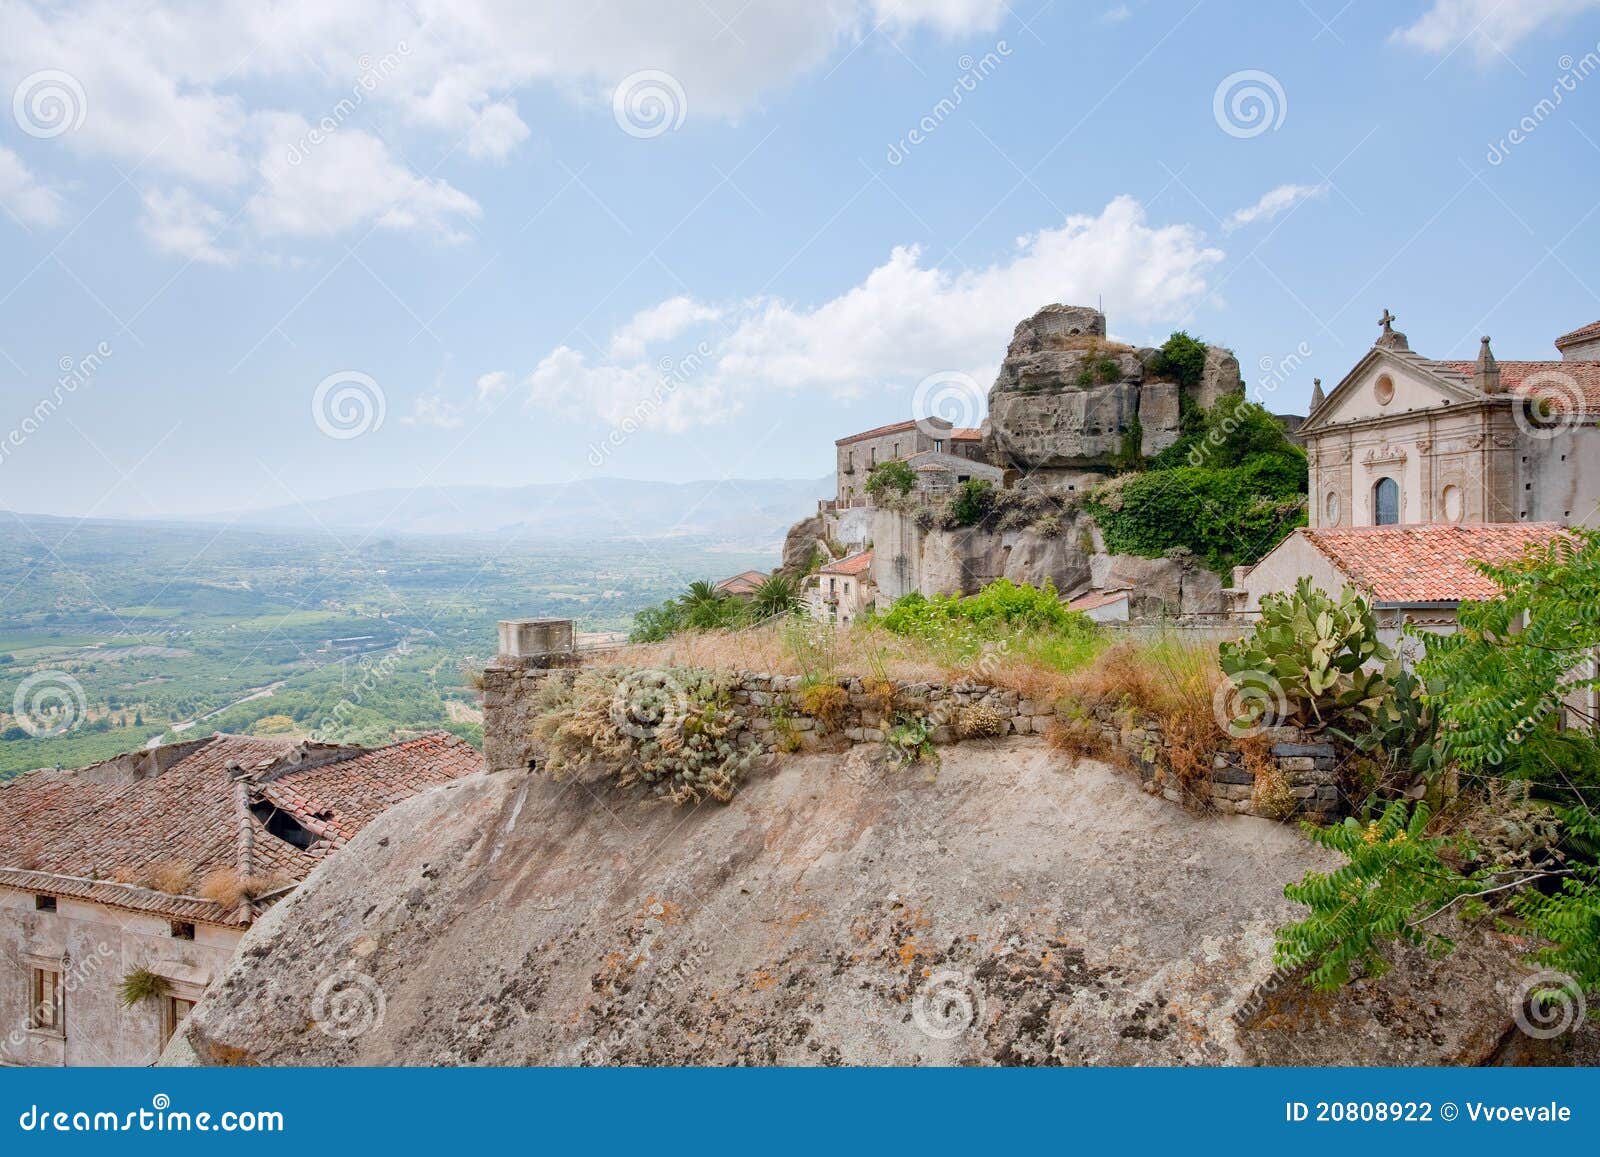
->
[481, 662, 1342, 823]
[0, 892, 239, 1066]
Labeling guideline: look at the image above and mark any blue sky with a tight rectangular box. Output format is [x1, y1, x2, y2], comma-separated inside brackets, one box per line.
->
[1, 0, 1598, 518]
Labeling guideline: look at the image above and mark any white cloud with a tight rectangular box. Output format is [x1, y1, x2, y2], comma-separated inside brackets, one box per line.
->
[401, 394, 467, 428]
[1392, 0, 1599, 61]
[250, 114, 480, 241]
[474, 370, 511, 404]
[1223, 182, 1327, 233]
[138, 186, 234, 264]
[0, 147, 66, 227]
[608, 296, 724, 361]
[1100, 5, 1133, 23]
[522, 197, 1223, 430]
[0, 0, 1010, 259]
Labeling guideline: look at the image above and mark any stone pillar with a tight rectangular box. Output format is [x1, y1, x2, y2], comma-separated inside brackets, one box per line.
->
[484, 619, 577, 774]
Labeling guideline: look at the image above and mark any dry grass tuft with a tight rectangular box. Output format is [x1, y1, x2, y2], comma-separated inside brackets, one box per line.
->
[798, 682, 850, 733]
[956, 704, 1008, 739]
[197, 868, 284, 908]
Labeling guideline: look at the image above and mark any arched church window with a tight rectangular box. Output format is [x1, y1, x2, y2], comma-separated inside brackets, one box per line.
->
[1373, 477, 1399, 525]
[1442, 484, 1463, 523]
[1324, 491, 1341, 525]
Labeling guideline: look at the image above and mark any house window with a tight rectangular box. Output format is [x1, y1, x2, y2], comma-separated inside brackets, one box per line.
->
[34, 894, 56, 912]
[163, 995, 196, 1045]
[933, 440, 943, 452]
[170, 921, 196, 940]
[30, 968, 64, 1033]
[1373, 477, 1400, 525]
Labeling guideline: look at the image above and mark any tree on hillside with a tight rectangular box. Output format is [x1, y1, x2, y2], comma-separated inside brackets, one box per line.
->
[750, 574, 800, 621]
[681, 580, 734, 630]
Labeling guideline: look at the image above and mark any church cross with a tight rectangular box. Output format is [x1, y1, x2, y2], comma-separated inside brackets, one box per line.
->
[1378, 308, 1396, 334]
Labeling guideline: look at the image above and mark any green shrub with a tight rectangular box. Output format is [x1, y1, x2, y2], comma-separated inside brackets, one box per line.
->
[950, 479, 994, 526]
[879, 579, 1085, 639]
[1150, 331, 1207, 388]
[865, 459, 916, 500]
[118, 968, 170, 1007]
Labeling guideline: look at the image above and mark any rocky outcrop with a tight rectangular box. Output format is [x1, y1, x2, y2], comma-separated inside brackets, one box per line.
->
[778, 514, 827, 578]
[984, 304, 1243, 480]
[869, 507, 1220, 615]
[162, 741, 1598, 1066]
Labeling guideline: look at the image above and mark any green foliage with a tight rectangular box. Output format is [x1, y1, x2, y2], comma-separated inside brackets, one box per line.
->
[1087, 458, 1306, 575]
[1150, 331, 1207, 388]
[629, 600, 685, 643]
[1150, 397, 1303, 473]
[950, 478, 994, 526]
[118, 968, 170, 1007]
[1276, 802, 1479, 988]
[1114, 414, 1144, 473]
[865, 458, 917, 500]
[1074, 355, 1123, 388]
[885, 713, 937, 768]
[1219, 578, 1392, 731]
[1520, 806, 1600, 1012]
[879, 579, 1085, 639]
[750, 573, 800, 622]
[531, 667, 762, 805]
[1416, 529, 1600, 791]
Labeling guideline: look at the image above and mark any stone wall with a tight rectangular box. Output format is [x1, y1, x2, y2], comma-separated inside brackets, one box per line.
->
[481, 661, 1344, 823]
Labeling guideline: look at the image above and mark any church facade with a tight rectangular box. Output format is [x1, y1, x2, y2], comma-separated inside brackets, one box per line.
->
[1297, 312, 1600, 532]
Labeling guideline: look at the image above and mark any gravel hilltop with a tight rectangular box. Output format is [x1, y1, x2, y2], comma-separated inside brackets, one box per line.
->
[164, 740, 1597, 1066]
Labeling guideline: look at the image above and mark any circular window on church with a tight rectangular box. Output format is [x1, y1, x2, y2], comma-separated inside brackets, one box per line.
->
[1442, 484, 1463, 523]
[1325, 491, 1341, 525]
[1374, 374, 1395, 405]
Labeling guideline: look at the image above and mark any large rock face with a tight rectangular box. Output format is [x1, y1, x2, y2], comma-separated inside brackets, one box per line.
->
[162, 742, 1597, 1066]
[870, 508, 1222, 615]
[984, 304, 1243, 478]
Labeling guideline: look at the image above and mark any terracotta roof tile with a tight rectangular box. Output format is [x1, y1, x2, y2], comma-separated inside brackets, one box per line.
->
[715, 570, 767, 596]
[836, 418, 948, 446]
[1067, 588, 1131, 613]
[1556, 320, 1600, 347]
[0, 731, 481, 923]
[950, 427, 983, 440]
[1433, 359, 1600, 413]
[820, 548, 873, 577]
[1300, 523, 1569, 604]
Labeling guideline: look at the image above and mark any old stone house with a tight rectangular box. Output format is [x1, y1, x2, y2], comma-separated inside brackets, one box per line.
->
[834, 418, 997, 507]
[807, 548, 875, 626]
[0, 731, 479, 1066]
[1298, 312, 1600, 530]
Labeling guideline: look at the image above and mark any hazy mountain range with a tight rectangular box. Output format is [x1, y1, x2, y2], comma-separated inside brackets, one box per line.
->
[185, 476, 835, 547]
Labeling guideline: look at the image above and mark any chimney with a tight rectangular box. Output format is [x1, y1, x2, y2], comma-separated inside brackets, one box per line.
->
[1475, 335, 1501, 394]
[1309, 378, 1325, 411]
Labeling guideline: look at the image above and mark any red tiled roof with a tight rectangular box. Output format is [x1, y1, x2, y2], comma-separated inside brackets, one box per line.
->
[0, 732, 480, 925]
[836, 418, 948, 445]
[1067, 588, 1131, 613]
[1433, 359, 1600, 413]
[950, 427, 983, 440]
[715, 570, 767, 596]
[1555, 319, 1600, 348]
[820, 548, 873, 577]
[1300, 523, 1569, 604]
